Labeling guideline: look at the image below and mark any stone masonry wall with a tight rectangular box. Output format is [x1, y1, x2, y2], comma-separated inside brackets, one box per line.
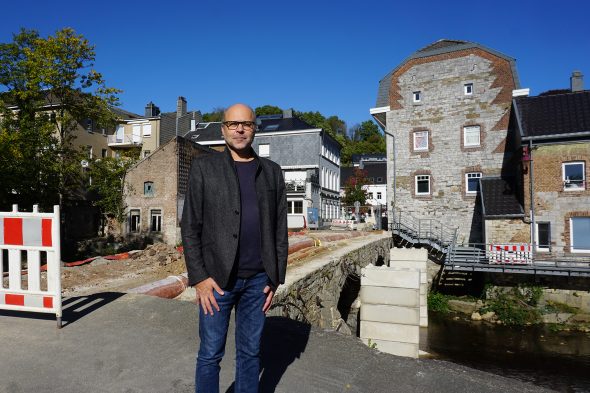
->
[484, 218, 529, 244]
[522, 143, 590, 255]
[269, 235, 392, 331]
[386, 49, 517, 244]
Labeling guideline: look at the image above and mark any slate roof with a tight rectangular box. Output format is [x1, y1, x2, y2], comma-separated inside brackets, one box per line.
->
[513, 90, 590, 139]
[110, 107, 143, 120]
[184, 122, 223, 143]
[480, 177, 524, 218]
[257, 116, 316, 133]
[375, 39, 519, 108]
[340, 163, 387, 188]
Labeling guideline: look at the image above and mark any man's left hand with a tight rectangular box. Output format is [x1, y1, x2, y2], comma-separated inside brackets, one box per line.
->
[262, 285, 276, 313]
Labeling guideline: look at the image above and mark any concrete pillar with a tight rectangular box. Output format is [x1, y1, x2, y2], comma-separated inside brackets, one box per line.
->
[389, 247, 428, 327]
[360, 265, 420, 358]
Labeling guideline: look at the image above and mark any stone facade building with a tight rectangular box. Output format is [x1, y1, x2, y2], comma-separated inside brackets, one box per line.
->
[124, 136, 213, 244]
[371, 39, 520, 243]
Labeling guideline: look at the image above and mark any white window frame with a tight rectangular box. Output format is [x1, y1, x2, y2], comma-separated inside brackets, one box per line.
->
[463, 125, 481, 147]
[259, 143, 270, 157]
[562, 162, 585, 191]
[464, 83, 473, 95]
[415, 175, 430, 196]
[570, 217, 590, 253]
[413, 130, 429, 151]
[142, 123, 152, 137]
[287, 200, 304, 215]
[150, 209, 162, 232]
[368, 192, 374, 200]
[129, 209, 141, 233]
[465, 172, 482, 194]
[376, 192, 382, 200]
[536, 222, 551, 252]
[412, 91, 421, 103]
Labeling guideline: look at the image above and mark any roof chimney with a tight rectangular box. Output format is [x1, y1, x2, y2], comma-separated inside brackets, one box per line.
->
[177, 96, 187, 118]
[282, 108, 293, 118]
[145, 101, 160, 117]
[571, 71, 584, 92]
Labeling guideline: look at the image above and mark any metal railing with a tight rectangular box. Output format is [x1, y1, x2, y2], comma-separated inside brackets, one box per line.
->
[107, 134, 142, 146]
[285, 181, 307, 193]
[390, 208, 458, 252]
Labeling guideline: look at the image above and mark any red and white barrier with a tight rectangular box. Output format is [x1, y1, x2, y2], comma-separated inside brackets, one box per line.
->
[0, 205, 62, 328]
[488, 243, 532, 265]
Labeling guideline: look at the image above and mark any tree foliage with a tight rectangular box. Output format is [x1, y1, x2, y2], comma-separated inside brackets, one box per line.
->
[88, 156, 136, 223]
[341, 168, 369, 206]
[0, 28, 120, 210]
[202, 107, 224, 122]
[255, 105, 282, 116]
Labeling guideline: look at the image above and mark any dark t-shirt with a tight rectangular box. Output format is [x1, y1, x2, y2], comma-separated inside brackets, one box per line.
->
[234, 160, 264, 278]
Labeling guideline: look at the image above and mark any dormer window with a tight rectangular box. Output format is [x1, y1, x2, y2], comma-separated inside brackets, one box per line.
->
[413, 91, 421, 103]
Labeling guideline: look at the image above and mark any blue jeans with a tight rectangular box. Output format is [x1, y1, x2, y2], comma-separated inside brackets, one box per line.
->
[196, 272, 268, 393]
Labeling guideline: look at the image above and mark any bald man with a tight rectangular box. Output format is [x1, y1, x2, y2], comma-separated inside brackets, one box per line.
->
[182, 104, 288, 393]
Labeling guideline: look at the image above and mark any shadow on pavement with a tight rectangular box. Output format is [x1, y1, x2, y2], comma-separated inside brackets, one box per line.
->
[225, 316, 311, 393]
[0, 291, 125, 328]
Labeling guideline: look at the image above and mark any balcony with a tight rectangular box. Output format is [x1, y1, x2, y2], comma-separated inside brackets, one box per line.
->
[107, 134, 142, 147]
[285, 180, 306, 193]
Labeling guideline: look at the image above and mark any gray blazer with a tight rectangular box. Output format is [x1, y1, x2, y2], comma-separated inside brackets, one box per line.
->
[181, 148, 288, 289]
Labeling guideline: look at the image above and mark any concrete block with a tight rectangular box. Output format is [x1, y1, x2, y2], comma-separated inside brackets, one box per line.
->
[420, 272, 427, 283]
[361, 338, 418, 358]
[420, 317, 428, 327]
[420, 285, 427, 296]
[389, 260, 427, 270]
[360, 321, 419, 343]
[360, 286, 419, 307]
[390, 247, 428, 262]
[360, 304, 420, 325]
[420, 307, 428, 318]
[361, 266, 420, 289]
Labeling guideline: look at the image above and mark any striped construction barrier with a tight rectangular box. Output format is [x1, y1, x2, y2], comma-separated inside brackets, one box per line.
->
[488, 243, 532, 265]
[0, 205, 62, 328]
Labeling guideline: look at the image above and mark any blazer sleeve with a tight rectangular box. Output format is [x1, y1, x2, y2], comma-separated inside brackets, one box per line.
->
[275, 166, 289, 284]
[181, 159, 209, 286]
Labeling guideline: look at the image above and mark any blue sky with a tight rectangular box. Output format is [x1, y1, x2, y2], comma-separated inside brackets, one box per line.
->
[1, 0, 589, 129]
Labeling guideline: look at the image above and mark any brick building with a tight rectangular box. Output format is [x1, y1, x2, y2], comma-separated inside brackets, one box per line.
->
[124, 136, 213, 244]
[371, 39, 520, 243]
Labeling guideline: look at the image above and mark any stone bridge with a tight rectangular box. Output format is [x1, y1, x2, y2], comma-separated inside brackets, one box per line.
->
[270, 232, 392, 335]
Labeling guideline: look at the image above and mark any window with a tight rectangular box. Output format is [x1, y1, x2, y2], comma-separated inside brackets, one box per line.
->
[413, 131, 429, 151]
[116, 125, 125, 142]
[257, 143, 269, 157]
[464, 83, 473, 95]
[368, 192, 374, 199]
[465, 172, 482, 194]
[85, 118, 93, 132]
[463, 125, 481, 147]
[415, 175, 430, 195]
[144, 181, 154, 197]
[413, 91, 421, 103]
[86, 145, 93, 159]
[288, 200, 303, 214]
[114, 151, 121, 159]
[563, 162, 585, 191]
[101, 149, 107, 158]
[377, 192, 382, 200]
[143, 124, 152, 137]
[129, 210, 140, 232]
[144, 150, 151, 158]
[536, 222, 551, 252]
[377, 177, 382, 182]
[190, 119, 196, 131]
[150, 209, 162, 232]
[571, 217, 590, 252]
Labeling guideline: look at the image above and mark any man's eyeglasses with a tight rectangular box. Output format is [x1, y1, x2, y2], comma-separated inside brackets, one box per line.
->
[222, 121, 256, 131]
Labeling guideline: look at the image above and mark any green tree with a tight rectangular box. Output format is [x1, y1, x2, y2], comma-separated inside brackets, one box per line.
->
[342, 168, 369, 206]
[202, 107, 224, 122]
[88, 156, 136, 224]
[0, 28, 120, 210]
[255, 105, 282, 116]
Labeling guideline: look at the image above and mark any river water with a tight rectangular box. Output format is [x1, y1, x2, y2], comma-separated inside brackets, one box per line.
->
[420, 314, 590, 392]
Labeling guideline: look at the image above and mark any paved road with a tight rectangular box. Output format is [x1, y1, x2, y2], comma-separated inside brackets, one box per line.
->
[0, 293, 553, 393]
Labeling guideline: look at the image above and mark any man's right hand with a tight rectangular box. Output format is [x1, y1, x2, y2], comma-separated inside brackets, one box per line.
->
[194, 277, 224, 315]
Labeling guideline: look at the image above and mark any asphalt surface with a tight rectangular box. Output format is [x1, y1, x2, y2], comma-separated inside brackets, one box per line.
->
[0, 293, 553, 393]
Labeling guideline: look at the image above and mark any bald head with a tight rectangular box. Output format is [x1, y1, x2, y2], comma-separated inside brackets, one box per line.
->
[222, 104, 256, 123]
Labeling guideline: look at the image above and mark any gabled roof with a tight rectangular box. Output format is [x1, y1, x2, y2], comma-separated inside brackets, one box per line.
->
[513, 90, 590, 140]
[110, 106, 143, 120]
[480, 177, 524, 218]
[340, 163, 387, 188]
[375, 39, 519, 108]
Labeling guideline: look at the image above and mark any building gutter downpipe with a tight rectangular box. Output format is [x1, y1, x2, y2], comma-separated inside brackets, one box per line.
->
[529, 140, 535, 258]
